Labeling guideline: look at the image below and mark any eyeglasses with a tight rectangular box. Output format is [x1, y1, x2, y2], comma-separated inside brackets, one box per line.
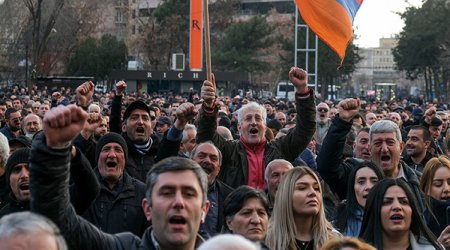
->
[317, 108, 329, 113]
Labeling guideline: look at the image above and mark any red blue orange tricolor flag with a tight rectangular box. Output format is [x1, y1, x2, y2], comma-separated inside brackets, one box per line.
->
[296, 0, 363, 63]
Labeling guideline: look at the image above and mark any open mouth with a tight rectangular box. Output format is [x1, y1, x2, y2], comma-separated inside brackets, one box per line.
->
[249, 128, 258, 134]
[169, 216, 187, 225]
[381, 155, 391, 162]
[106, 161, 117, 168]
[136, 127, 145, 133]
[201, 164, 213, 174]
[390, 214, 404, 220]
[19, 183, 30, 191]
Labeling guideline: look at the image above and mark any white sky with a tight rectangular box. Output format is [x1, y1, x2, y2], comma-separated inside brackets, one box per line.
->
[353, 0, 423, 48]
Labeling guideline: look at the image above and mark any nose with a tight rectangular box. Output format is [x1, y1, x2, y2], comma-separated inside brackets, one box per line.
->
[19, 168, 30, 179]
[107, 149, 117, 158]
[381, 142, 389, 152]
[249, 211, 261, 224]
[443, 182, 450, 194]
[173, 191, 185, 209]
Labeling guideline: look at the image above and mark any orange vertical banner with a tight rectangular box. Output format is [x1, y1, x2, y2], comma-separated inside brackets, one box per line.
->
[190, 0, 203, 70]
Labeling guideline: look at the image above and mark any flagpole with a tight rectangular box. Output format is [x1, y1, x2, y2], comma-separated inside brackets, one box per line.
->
[203, 0, 212, 82]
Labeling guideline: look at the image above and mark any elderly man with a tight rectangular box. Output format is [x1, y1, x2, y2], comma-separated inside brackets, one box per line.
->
[0, 212, 67, 250]
[22, 113, 42, 139]
[264, 159, 293, 210]
[179, 124, 197, 158]
[315, 102, 332, 146]
[30, 104, 210, 250]
[318, 99, 425, 212]
[191, 142, 233, 237]
[82, 132, 148, 236]
[197, 67, 315, 189]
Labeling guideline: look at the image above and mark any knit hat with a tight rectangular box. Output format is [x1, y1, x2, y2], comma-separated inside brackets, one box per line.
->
[5, 148, 30, 191]
[9, 135, 32, 148]
[95, 132, 128, 163]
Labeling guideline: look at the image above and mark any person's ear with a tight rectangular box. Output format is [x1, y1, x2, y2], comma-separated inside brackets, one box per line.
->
[142, 198, 152, 222]
[201, 200, 210, 224]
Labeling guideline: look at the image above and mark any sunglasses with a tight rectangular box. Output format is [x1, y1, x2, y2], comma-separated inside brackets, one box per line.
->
[317, 108, 329, 113]
[150, 116, 156, 121]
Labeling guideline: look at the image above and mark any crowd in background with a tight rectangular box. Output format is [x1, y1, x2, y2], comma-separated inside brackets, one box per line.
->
[0, 68, 449, 250]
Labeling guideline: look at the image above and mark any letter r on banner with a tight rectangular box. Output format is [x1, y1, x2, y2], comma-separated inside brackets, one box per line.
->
[190, 0, 203, 70]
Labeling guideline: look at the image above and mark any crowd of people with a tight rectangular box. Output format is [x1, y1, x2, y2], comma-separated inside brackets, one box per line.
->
[0, 67, 449, 250]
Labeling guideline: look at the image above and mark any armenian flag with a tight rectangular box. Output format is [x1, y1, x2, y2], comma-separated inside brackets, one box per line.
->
[295, 0, 363, 63]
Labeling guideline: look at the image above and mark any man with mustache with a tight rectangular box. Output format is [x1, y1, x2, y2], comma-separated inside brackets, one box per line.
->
[109, 81, 160, 182]
[318, 99, 425, 212]
[30, 104, 210, 250]
[0, 108, 22, 140]
[191, 142, 233, 237]
[82, 132, 148, 237]
[198, 67, 315, 189]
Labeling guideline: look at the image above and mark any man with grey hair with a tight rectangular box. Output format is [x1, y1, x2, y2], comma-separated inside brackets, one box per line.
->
[179, 124, 197, 158]
[319, 99, 424, 211]
[198, 67, 315, 189]
[198, 234, 261, 250]
[30, 104, 210, 250]
[264, 159, 293, 210]
[22, 113, 42, 139]
[0, 211, 67, 250]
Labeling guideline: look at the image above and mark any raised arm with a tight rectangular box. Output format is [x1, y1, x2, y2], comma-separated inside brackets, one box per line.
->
[30, 105, 126, 250]
[316, 98, 360, 199]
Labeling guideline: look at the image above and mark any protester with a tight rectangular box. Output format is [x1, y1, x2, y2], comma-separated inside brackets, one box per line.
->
[319, 237, 376, 250]
[223, 185, 269, 246]
[360, 178, 443, 250]
[334, 161, 385, 237]
[0, 133, 9, 209]
[30, 104, 210, 250]
[197, 67, 315, 189]
[403, 125, 433, 172]
[22, 113, 42, 139]
[0, 107, 22, 140]
[266, 167, 341, 250]
[0, 211, 68, 250]
[419, 156, 450, 247]
[264, 159, 294, 211]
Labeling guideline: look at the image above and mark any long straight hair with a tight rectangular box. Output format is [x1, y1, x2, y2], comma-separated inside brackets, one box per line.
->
[335, 161, 385, 234]
[266, 167, 340, 250]
[360, 178, 443, 249]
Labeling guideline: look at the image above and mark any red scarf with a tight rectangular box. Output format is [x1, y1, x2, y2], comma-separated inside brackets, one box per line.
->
[240, 137, 267, 190]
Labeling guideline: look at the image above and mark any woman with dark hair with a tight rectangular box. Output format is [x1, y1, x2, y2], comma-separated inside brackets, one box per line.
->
[360, 178, 443, 250]
[334, 161, 385, 237]
[223, 185, 270, 246]
[419, 156, 450, 248]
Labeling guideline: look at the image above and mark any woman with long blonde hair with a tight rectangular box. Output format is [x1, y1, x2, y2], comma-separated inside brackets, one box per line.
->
[266, 167, 341, 250]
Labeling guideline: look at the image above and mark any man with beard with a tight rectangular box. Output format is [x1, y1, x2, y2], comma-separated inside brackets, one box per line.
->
[403, 125, 433, 172]
[82, 132, 148, 237]
[22, 113, 42, 139]
[0, 100, 7, 128]
[191, 142, 233, 237]
[0, 108, 22, 140]
[197, 67, 315, 189]
[314, 102, 332, 148]
[109, 81, 161, 182]
[30, 104, 210, 250]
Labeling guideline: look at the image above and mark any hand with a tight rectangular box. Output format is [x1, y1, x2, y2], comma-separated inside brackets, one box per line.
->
[289, 67, 308, 95]
[43, 104, 88, 148]
[438, 225, 450, 249]
[201, 73, 216, 108]
[116, 81, 127, 96]
[76, 81, 94, 108]
[338, 98, 360, 123]
[174, 102, 198, 129]
[82, 113, 102, 135]
[424, 106, 437, 124]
